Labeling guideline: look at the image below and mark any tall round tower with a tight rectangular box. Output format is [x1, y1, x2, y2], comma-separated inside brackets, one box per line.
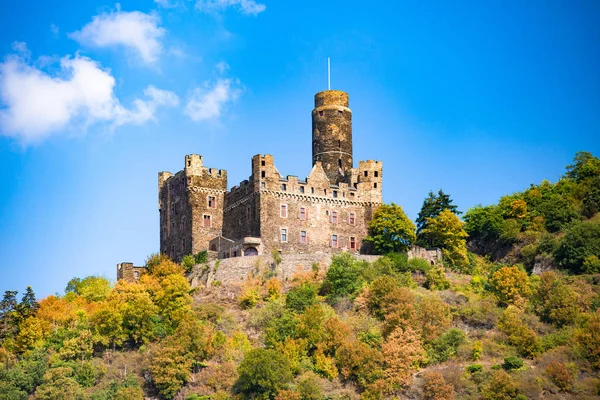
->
[312, 90, 353, 184]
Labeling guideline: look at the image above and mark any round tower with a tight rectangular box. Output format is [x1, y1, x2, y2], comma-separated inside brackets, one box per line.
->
[312, 90, 353, 184]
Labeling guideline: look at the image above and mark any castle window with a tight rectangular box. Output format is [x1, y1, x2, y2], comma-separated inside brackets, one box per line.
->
[374, 182, 378, 189]
[350, 192, 355, 197]
[134, 271, 139, 279]
[246, 206, 251, 221]
[364, 171, 368, 177]
[300, 231, 307, 244]
[374, 171, 379, 177]
[299, 207, 306, 220]
[349, 212, 356, 225]
[311, 187, 315, 194]
[331, 211, 338, 224]
[319, 110, 324, 116]
[280, 204, 288, 218]
[324, 189, 327, 196]
[187, 160, 191, 167]
[261, 170, 266, 178]
[261, 160, 266, 166]
[203, 215, 211, 228]
[281, 228, 288, 242]
[208, 196, 216, 208]
[333, 190, 338, 198]
[261, 182, 266, 189]
[281, 184, 287, 191]
[299, 186, 305, 193]
[338, 110, 343, 115]
[331, 235, 338, 248]
[350, 237, 356, 250]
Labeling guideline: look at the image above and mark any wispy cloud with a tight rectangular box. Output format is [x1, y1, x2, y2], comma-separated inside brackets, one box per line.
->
[69, 9, 165, 65]
[196, 0, 266, 16]
[0, 46, 178, 143]
[184, 76, 243, 121]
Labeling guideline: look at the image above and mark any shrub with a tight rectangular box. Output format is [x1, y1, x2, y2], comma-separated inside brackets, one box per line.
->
[285, 283, 318, 313]
[422, 371, 454, 400]
[424, 266, 450, 291]
[236, 348, 293, 399]
[583, 255, 600, 274]
[321, 253, 364, 301]
[427, 328, 466, 364]
[480, 370, 520, 400]
[194, 250, 208, 264]
[181, 255, 195, 273]
[472, 341, 482, 361]
[489, 265, 532, 306]
[408, 257, 431, 273]
[545, 361, 573, 391]
[502, 356, 523, 371]
[555, 220, 600, 273]
[238, 279, 262, 309]
[466, 364, 483, 373]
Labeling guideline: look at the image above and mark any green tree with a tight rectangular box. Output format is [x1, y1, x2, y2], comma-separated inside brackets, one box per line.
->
[416, 189, 460, 247]
[321, 253, 364, 301]
[285, 283, 318, 313]
[421, 209, 469, 270]
[565, 151, 600, 183]
[365, 203, 416, 254]
[236, 348, 293, 399]
[17, 287, 38, 320]
[65, 276, 112, 302]
[0, 290, 19, 341]
[555, 220, 600, 273]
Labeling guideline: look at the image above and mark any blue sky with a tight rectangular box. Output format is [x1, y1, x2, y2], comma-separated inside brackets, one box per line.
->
[1, 0, 599, 298]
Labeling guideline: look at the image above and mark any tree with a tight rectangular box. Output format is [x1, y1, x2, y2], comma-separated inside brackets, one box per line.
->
[65, 276, 111, 302]
[555, 220, 600, 273]
[420, 209, 469, 270]
[489, 266, 532, 306]
[0, 290, 19, 340]
[423, 371, 455, 400]
[365, 203, 416, 254]
[321, 253, 364, 301]
[565, 151, 600, 183]
[382, 326, 426, 392]
[18, 287, 38, 320]
[416, 190, 460, 247]
[236, 348, 293, 399]
[285, 283, 318, 313]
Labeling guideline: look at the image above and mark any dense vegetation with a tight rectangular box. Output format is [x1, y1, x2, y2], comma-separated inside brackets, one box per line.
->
[1, 152, 599, 399]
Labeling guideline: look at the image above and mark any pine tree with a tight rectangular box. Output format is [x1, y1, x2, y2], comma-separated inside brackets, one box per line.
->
[18, 286, 39, 319]
[416, 190, 460, 248]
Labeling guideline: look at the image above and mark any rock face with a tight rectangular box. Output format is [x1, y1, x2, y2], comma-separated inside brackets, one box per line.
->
[158, 89, 384, 263]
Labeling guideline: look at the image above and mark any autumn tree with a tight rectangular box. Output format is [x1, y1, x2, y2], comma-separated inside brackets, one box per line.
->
[498, 306, 540, 358]
[416, 190, 460, 248]
[65, 276, 111, 302]
[381, 326, 426, 393]
[365, 203, 416, 254]
[420, 209, 469, 270]
[422, 371, 455, 400]
[489, 265, 532, 306]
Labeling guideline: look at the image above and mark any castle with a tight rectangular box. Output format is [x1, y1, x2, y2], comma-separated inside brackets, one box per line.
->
[158, 89, 383, 262]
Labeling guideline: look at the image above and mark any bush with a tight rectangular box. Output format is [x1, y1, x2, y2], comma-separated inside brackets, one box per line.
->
[424, 266, 450, 290]
[422, 371, 454, 400]
[489, 266, 532, 306]
[466, 364, 483, 373]
[181, 255, 195, 273]
[321, 253, 364, 301]
[408, 257, 431, 273]
[285, 283, 318, 313]
[502, 356, 523, 371]
[545, 361, 574, 391]
[236, 348, 293, 399]
[427, 328, 466, 364]
[555, 220, 600, 273]
[194, 250, 208, 264]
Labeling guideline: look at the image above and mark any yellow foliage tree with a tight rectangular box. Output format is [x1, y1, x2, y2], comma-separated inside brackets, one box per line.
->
[421, 209, 469, 270]
[489, 266, 532, 306]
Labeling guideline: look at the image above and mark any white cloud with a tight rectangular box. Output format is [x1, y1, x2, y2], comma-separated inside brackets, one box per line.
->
[69, 10, 165, 65]
[196, 0, 266, 16]
[184, 78, 242, 121]
[0, 48, 178, 143]
[50, 24, 60, 37]
[154, 0, 185, 8]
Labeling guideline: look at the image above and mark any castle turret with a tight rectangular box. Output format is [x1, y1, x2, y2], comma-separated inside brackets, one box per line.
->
[312, 90, 353, 184]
